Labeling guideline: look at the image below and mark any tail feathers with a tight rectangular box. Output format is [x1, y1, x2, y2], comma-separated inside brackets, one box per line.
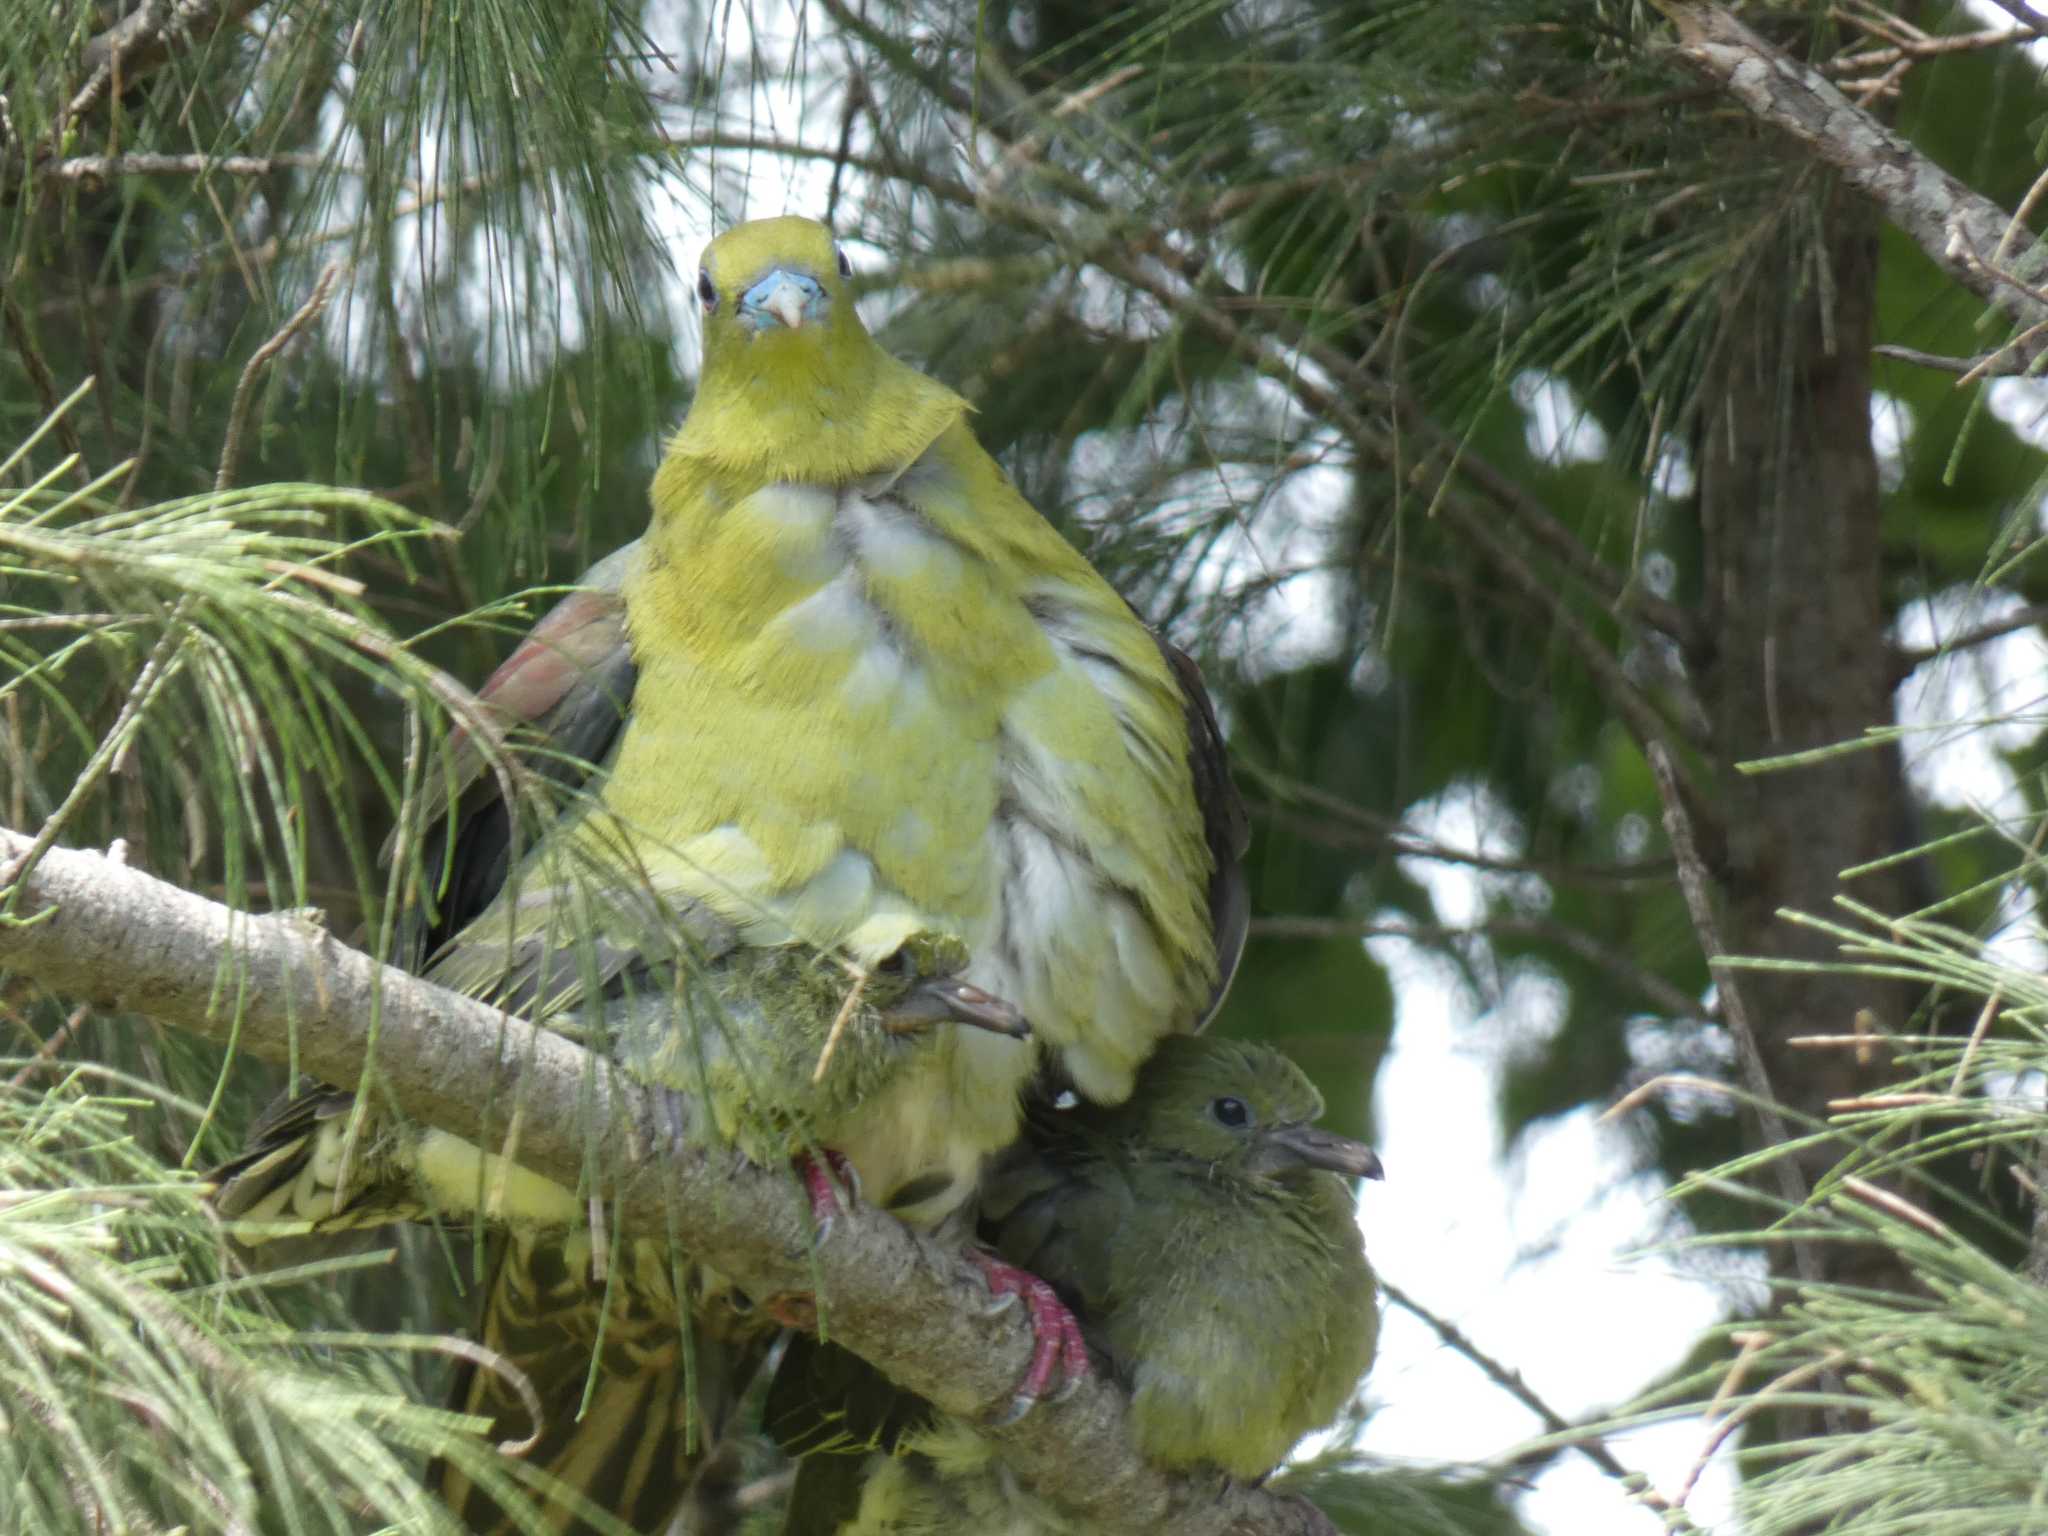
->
[211, 1083, 587, 1245]
[439, 1232, 768, 1536]
[768, 1335, 928, 1536]
[208, 1087, 431, 1233]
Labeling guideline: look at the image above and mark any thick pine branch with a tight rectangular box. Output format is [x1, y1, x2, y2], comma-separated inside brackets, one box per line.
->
[0, 825, 1336, 1536]
[1659, 2, 2048, 345]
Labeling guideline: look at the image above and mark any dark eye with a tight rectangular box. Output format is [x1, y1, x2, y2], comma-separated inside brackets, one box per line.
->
[696, 269, 718, 311]
[1211, 1096, 1249, 1129]
[836, 245, 852, 278]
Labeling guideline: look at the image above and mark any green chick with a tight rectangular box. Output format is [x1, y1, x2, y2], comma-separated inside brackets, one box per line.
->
[214, 925, 1026, 1536]
[778, 1035, 1382, 1535]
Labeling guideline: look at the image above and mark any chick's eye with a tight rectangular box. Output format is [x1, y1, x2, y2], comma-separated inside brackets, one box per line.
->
[1210, 1096, 1249, 1129]
[696, 269, 718, 311]
[836, 245, 852, 278]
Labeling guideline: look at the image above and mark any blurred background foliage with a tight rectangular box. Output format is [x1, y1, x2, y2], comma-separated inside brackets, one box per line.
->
[5, 0, 2048, 1530]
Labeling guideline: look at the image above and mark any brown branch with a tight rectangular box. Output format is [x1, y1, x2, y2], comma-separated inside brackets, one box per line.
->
[43, 152, 330, 186]
[1982, 0, 2048, 37]
[1657, 4, 2048, 349]
[1872, 343, 2037, 377]
[1252, 801, 1674, 889]
[65, 0, 269, 130]
[1645, 746, 1815, 1230]
[1, 295, 88, 483]
[1377, 1278, 1679, 1519]
[1251, 914, 1705, 1022]
[1891, 600, 2048, 679]
[216, 263, 343, 492]
[0, 826, 1334, 1536]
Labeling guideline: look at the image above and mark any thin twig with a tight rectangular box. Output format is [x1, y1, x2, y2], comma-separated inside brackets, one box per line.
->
[1378, 1278, 1674, 1515]
[1672, 1344, 1854, 1509]
[1251, 915, 1704, 1021]
[1, 294, 88, 485]
[1242, 770, 1673, 887]
[8, 1001, 93, 1088]
[0, 611, 192, 906]
[1646, 743, 1814, 1229]
[1891, 600, 2048, 676]
[1982, 0, 2048, 37]
[1872, 343, 2034, 377]
[811, 966, 871, 1084]
[215, 262, 342, 492]
[43, 152, 330, 184]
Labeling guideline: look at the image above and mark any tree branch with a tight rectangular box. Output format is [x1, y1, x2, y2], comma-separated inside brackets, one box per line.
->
[0, 826, 1335, 1536]
[1377, 1278, 1670, 1515]
[1982, 0, 2048, 38]
[1, 0, 270, 201]
[1252, 914, 1705, 1023]
[1890, 600, 2048, 679]
[65, 0, 269, 129]
[43, 152, 330, 186]
[1657, 3, 2048, 351]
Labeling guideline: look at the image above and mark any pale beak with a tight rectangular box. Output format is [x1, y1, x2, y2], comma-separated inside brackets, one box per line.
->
[881, 977, 1032, 1039]
[1256, 1124, 1385, 1181]
[739, 269, 824, 332]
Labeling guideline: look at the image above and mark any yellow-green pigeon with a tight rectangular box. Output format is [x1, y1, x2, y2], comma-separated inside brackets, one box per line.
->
[213, 212, 1245, 1532]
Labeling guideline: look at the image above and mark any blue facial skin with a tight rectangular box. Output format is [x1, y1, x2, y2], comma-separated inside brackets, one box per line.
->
[739, 269, 828, 332]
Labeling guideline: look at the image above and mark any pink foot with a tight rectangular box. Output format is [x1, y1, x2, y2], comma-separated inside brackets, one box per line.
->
[761, 1291, 819, 1331]
[969, 1252, 1092, 1421]
[795, 1149, 857, 1234]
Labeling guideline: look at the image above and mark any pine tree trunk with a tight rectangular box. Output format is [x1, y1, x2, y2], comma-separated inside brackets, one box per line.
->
[1693, 188, 1915, 1297]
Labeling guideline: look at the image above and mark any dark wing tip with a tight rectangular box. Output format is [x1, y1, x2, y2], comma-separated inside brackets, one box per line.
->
[1158, 634, 1250, 1029]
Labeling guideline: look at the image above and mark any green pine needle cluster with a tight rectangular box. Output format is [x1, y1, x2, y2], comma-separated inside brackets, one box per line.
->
[0, 1072, 561, 1535]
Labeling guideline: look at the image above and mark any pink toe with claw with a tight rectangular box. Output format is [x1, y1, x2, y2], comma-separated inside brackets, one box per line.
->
[969, 1252, 1092, 1422]
[795, 1149, 856, 1233]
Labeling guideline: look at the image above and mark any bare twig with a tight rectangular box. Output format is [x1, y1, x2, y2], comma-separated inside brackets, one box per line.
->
[61, 0, 269, 136]
[1258, 803, 1673, 888]
[1873, 342, 2035, 377]
[1251, 914, 1704, 1021]
[1378, 1278, 1678, 1517]
[43, 152, 330, 185]
[215, 263, 342, 492]
[8, 1001, 93, 1088]
[1, 294, 88, 484]
[810, 965, 870, 1085]
[0, 612, 192, 904]
[1891, 600, 2048, 677]
[1646, 744, 1815, 1233]
[1982, 0, 2048, 37]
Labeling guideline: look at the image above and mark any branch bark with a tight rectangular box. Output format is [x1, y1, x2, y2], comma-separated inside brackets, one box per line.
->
[1657, 3, 2048, 343]
[0, 826, 1335, 1536]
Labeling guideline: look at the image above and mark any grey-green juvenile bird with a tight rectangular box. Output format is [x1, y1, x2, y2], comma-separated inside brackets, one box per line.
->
[775, 1035, 1382, 1535]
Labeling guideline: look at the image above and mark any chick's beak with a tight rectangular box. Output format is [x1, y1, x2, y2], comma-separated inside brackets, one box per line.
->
[1260, 1124, 1385, 1181]
[881, 978, 1032, 1040]
[739, 268, 824, 332]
